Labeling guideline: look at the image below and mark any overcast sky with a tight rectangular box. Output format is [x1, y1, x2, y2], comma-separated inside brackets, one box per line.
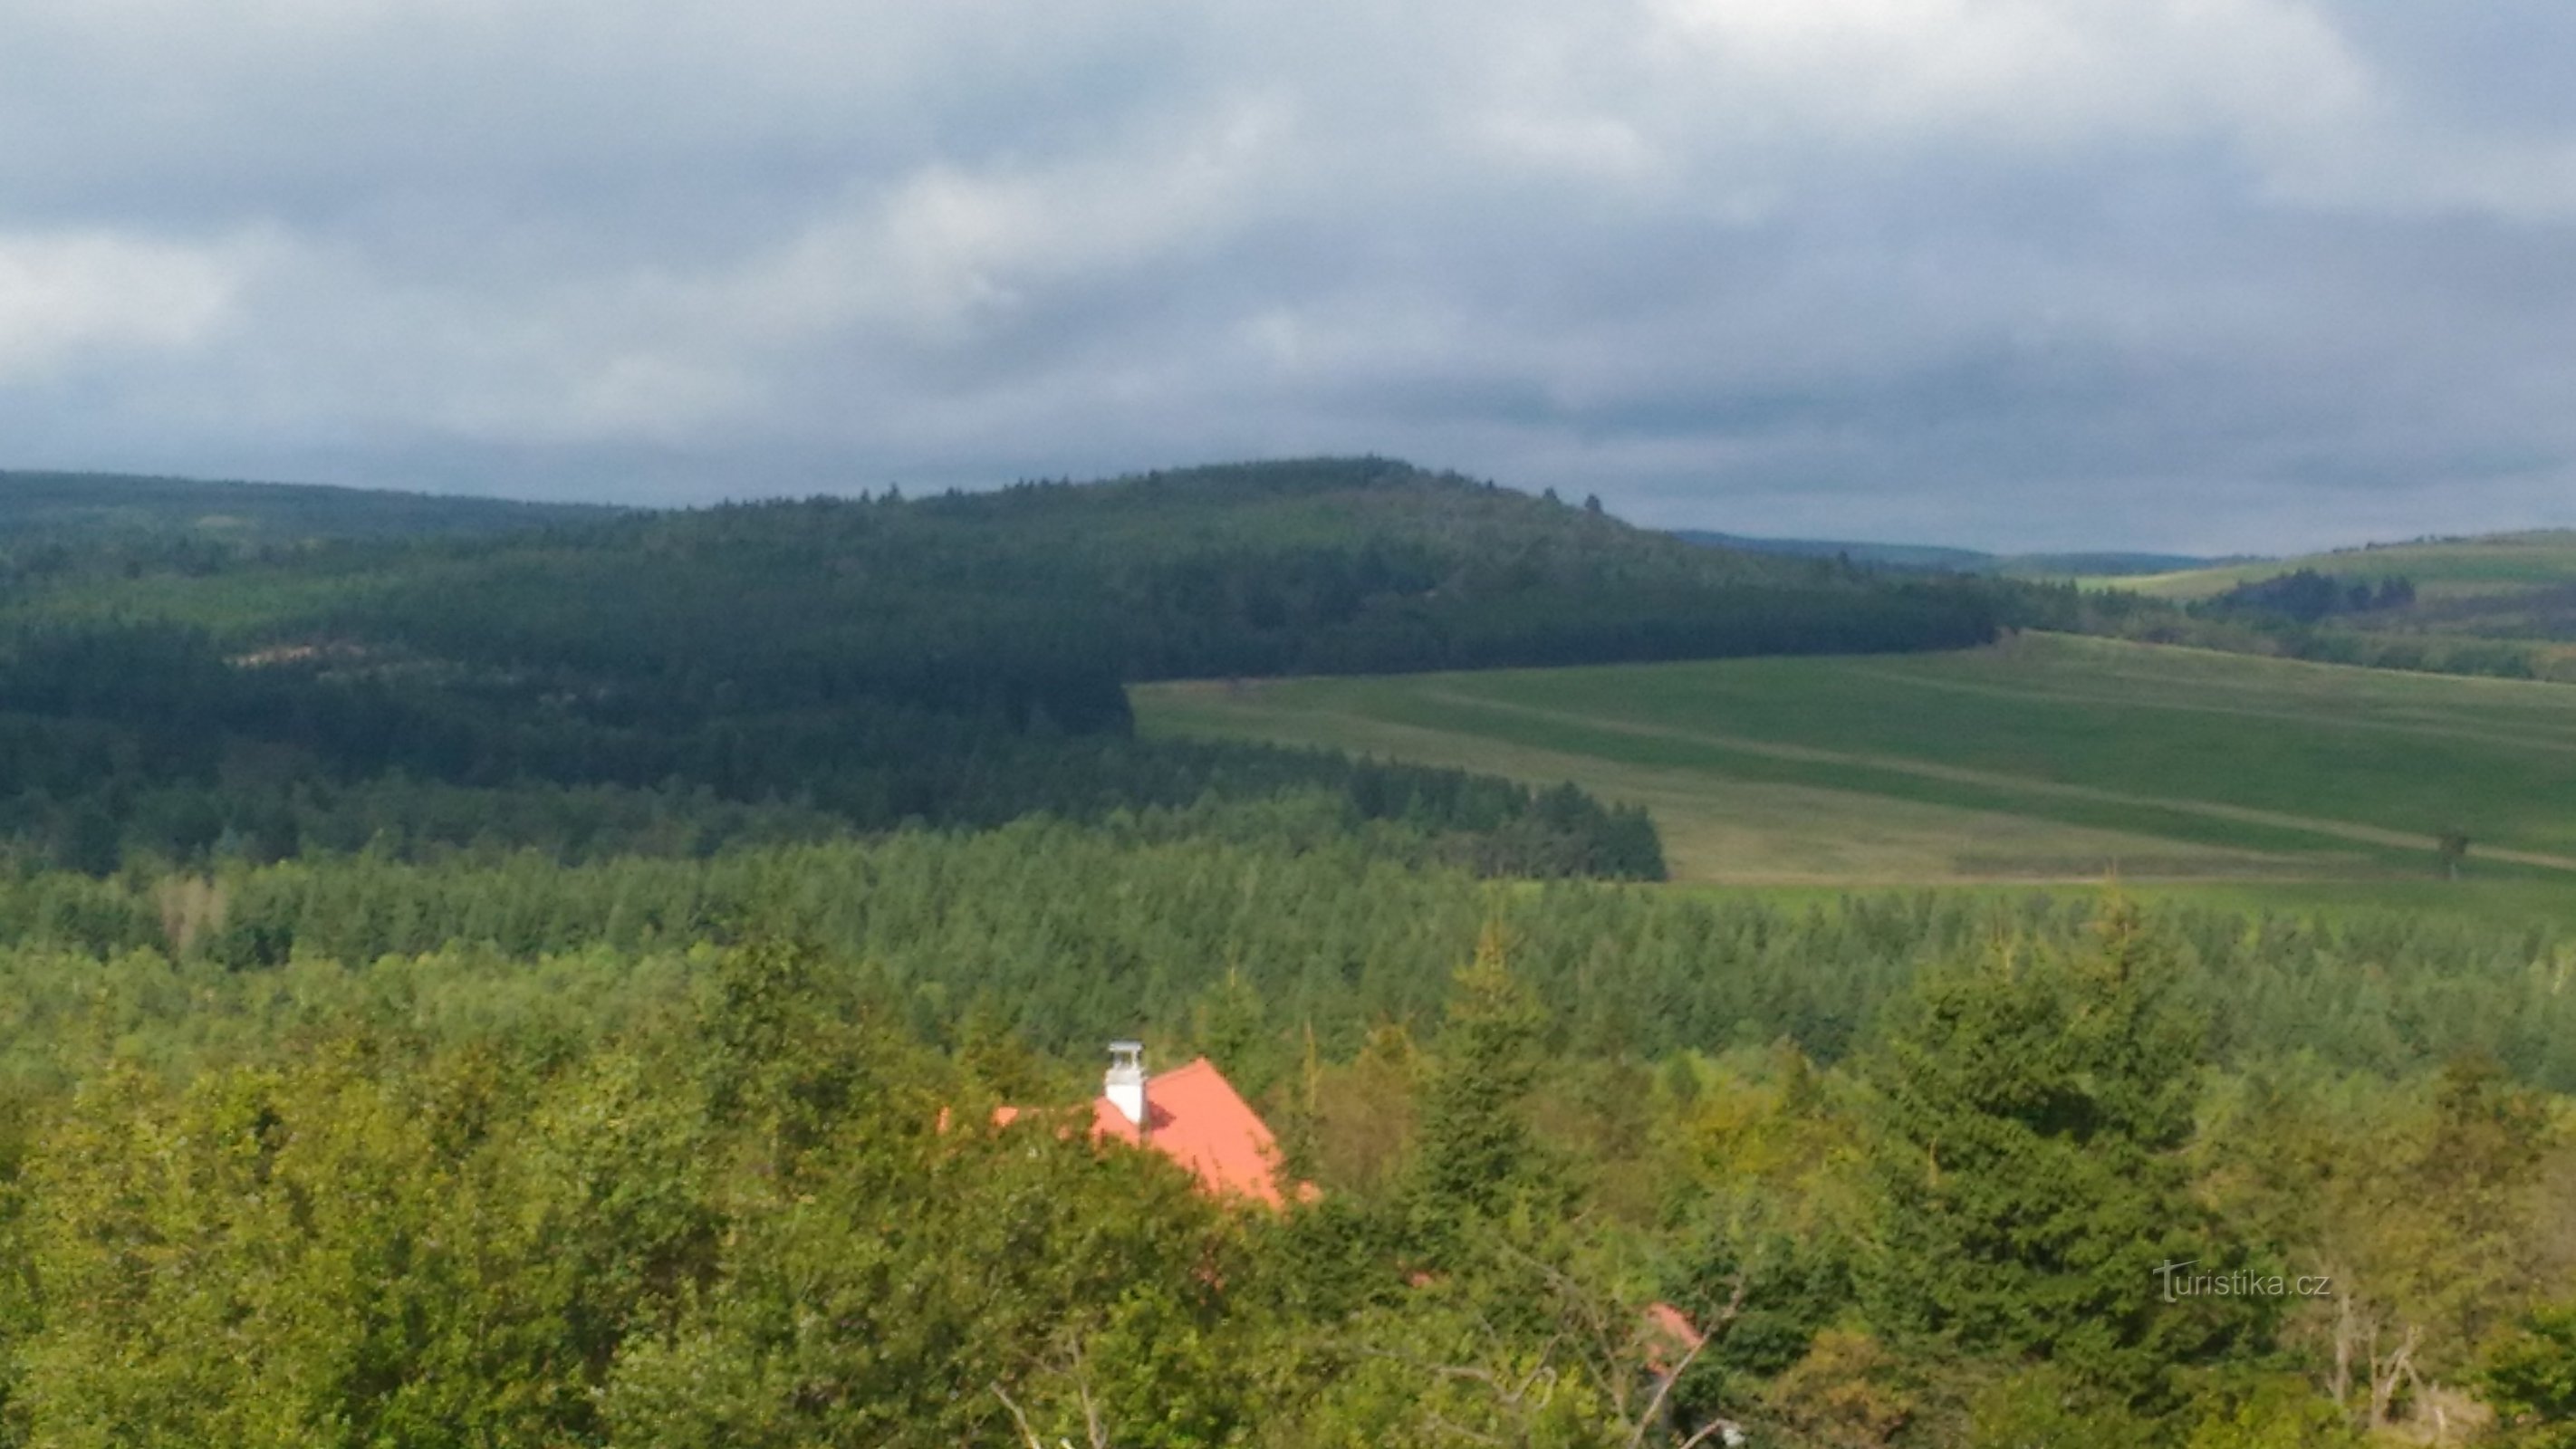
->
[5, 0, 2573, 552]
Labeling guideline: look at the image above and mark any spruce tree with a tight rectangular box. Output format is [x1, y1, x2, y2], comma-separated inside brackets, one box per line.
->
[1408, 926, 1544, 1251]
[1860, 903, 2268, 1410]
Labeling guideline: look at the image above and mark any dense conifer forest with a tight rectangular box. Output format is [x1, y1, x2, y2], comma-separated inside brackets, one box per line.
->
[0, 461, 2568, 1445]
[0, 458, 1979, 875]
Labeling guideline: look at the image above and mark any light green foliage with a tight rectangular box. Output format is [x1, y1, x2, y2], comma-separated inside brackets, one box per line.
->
[20, 1051, 562, 1446]
[2202, 1057, 2569, 1429]
[0, 829, 2563, 1441]
[2483, 1305, 2576, 1448]
[1963, 1363, 2159, 1449]
[1653, 1046, 1867, 1409]
[608, 935, 1254, 1447]
[2179, 1373, 2367, 1448]
[0, 934, 1258, 1448]
[1756, 1328, 1915, 1446]
[601, 1121, 1245, 1448]
[1281, 1300, 1626, 1449]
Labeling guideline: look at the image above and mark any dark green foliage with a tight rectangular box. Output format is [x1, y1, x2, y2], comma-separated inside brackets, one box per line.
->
[13, 457, 2000, 676]
[1190, 967, 1281, 1103]
[1408, 929, 1546, 1232]
[2200, 570, 2417, 624]
[1861, 907, 2270, 1410]
[0, 620, 1662, 879]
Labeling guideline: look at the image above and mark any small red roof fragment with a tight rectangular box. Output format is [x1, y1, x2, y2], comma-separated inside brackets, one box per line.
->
[1643, 1300, 1706, 1375]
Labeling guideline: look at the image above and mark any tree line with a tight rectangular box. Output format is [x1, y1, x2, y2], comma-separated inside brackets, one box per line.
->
[5, 824, 2571, 1094]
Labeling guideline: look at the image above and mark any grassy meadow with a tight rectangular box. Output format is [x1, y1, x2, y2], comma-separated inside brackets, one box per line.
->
[1137, 631, 2576, 912]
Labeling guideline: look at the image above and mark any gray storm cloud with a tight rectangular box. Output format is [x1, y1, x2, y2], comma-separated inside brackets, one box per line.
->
[2, 0, 2572, 552]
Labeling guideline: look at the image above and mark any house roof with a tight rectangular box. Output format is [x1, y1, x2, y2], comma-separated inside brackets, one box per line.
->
[992, 1055, 1291, 1207]
[1089, 1055, 1289, 1207]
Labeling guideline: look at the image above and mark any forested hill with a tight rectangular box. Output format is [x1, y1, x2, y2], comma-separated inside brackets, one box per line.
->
[10, 458, 2000, 676]
[280, 456, 2004, 685]
[6, 456, 2005, 721]
[0, 468, 613, 550]
[0, 456, 2002, 873]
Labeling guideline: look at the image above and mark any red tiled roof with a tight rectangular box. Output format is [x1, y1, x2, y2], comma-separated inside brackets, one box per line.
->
[1093, 1056, 1290, 1207]
[988, 1056, 1292, 1206]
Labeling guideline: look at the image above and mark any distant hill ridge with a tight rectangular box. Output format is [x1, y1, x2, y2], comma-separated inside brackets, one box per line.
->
[440, 456, 2005, 680]
[0, 468, 617, 546]
[1671, 527, 2226, 579]
[2088, 526, 2576, 657]
[4, 456, 2009, 690]
[1670, 530, 1994, 571]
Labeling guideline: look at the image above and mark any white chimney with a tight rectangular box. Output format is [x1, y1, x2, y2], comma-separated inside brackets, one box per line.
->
[1105, 1041, 1149, 1134]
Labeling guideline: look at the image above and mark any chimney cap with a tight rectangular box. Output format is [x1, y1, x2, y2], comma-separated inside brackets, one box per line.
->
[1104, 1042, 1149, 1130]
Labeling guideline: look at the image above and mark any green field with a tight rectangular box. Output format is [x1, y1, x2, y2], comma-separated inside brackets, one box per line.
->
[1137, 632, 2576, 898]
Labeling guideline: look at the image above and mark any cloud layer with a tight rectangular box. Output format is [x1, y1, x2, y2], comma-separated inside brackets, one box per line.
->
[4, 0, 2572, 549]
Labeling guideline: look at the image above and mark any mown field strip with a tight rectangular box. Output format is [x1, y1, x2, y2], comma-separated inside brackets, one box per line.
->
[1220, 696, 2316, 883]
[1832, 663, 2576, 757]
[1412, 686, 2576, 875]
[1137, 635, 2576, 891]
